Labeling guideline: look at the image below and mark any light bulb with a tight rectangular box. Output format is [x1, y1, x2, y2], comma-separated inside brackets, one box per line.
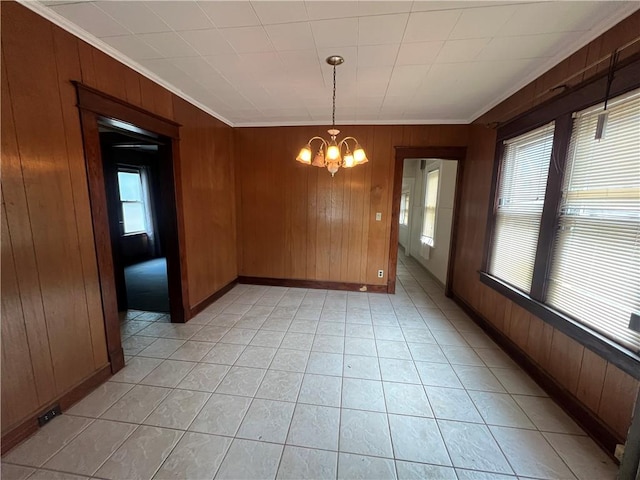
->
[353, 144, 367, 164]
[327, 144, 340, 160]
[327, 161, 339, 176]
[343, 153, 354, 168]
[296, 144, 312, 164]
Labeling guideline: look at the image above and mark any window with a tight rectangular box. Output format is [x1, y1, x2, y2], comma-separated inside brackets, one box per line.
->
[488, 122, 555, 293]
[484, 88, 640, 356]
[400, 192, 410, 226]
[117, 169, 146, 234]
[547, 91, 640, 352]
[421, 169, 439, 246]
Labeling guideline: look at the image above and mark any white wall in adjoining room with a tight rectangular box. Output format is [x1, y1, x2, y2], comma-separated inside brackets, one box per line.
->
[401, 158, 458, 285]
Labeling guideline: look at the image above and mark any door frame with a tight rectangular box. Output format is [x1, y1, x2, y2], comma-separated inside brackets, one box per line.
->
[388, 146, 467, 296]
[74, 82, 189, 373]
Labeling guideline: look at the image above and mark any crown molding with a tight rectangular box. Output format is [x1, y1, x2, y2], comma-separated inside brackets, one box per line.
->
[17, 0, 236, 127]
[469, 3, 640, 122]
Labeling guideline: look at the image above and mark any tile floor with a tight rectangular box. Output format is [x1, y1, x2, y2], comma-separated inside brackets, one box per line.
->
[2, 255, 618, 480]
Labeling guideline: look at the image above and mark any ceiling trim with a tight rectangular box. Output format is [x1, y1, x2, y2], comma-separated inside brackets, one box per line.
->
[468, 3, 640, 123]
[234, 119, 468, 127]
[21, 1, 640, 128]
[17, 0, 236, 127]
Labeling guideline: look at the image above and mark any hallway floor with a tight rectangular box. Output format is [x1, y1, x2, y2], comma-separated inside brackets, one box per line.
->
[2, 256, 618, 480]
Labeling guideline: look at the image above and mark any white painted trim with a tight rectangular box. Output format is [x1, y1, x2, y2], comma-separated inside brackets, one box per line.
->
[17, 0, 236, 127]
[19, 0, 639, 128]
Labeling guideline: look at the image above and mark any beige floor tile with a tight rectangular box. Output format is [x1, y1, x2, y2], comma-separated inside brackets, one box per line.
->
[0, 463, 35, 480]
[396, 461, 457, 479]
[468, 391, 536, 429]
[153, 432, 231, 480]
[340, 409, 393, 458]
[200, 343, 245, 365]
[176, 363, 230, 392]
[110, 357, 163, 384]
[276, 446, 337, 480]
[101, 385, 171, 423]
[139, 360, 196, 388]
[438, 419, 513, 474]
[342, 378, 386, 412]
[513, 395, 584, 434]
[144, 389, 210, 430]
[287, 404, 340, 451]
[95, 426, 182, 480]
[383, 381, 432, 417]
[66, 382, 134, 418]
[215, 439, 283, 479]
[214, 366, 266, 397]
[337, 453, 396, 480]
[388, 414, 450, 466]
[3, 415, 92, 467]
[189, 393, 252, 436]
[543, 432, 617, 480]
[256, 370, 303, 402]
[43, 419, 136, 475]
[168, 341, 215, 361]
[490, 426, 577, 479]
[236, 398, 295, 443]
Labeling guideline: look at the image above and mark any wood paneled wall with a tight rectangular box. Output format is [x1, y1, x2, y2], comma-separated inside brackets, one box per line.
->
[235, 125, 468, 286]
[1, 2, 236, 435]
[451, 11, 640, 442]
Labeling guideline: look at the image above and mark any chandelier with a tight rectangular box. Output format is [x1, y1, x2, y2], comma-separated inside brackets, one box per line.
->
[296, 55, 368, 177]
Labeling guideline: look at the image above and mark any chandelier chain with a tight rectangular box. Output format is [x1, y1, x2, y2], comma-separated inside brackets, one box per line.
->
[332, 65, 336, 128]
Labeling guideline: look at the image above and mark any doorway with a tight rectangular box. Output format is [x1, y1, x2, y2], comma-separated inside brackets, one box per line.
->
[100, 126, 170, 318]
[76, 83, 187, 373]
[388, 147, 466, 295]
[398, 158, 459, 287]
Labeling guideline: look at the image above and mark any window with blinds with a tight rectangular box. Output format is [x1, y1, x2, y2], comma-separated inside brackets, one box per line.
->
[489, 122, 555, 293]
[400, 192, 410, 226]
[547, 89, 640, 353]
[421, 169, 439, 246]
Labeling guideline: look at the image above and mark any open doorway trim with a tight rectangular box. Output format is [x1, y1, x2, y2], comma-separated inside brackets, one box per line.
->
[75, 82, 188, 373]
[388, 146, 467, 296]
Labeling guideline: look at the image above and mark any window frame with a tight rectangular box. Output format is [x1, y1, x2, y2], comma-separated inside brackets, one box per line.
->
[399, 191, 410, 226]
[421, 167, 440, 247]
[481, 53, 640, 379]
[117, 167, 148, 236]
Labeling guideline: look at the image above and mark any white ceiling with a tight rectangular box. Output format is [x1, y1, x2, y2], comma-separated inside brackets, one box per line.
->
[27, 0, 639, 126]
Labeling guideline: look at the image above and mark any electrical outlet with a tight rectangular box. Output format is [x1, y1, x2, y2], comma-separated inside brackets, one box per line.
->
[38, 405, 61, 426]
[375, 212, 382, 221]
[377, 270, 384, 278]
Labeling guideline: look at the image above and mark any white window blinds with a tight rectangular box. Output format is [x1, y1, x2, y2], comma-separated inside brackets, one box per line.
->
[421, 169, 439, 246]
[547, 89, 640, 353]
[489, 122, 555, 293]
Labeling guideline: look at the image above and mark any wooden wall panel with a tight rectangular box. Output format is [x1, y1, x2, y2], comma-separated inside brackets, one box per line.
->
[1, 2, 236, 436]
[1, 200, 39, 428]
[452, 15, 640, 443]
[173, 98, 237, 307]
[3, 5, 97, 395]
[235, 125, 468, 286]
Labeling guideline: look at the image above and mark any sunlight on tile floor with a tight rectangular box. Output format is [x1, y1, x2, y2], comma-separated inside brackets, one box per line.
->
[1, 256, 618, 479]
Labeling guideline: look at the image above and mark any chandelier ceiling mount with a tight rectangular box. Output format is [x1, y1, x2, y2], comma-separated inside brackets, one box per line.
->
[296, 55, 368, 177]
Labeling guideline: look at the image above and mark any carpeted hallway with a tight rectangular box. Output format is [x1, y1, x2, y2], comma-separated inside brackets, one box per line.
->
[124, 257, 170, 313]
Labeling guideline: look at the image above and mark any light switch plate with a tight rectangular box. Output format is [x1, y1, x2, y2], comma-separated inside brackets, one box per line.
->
[375, 212, 382, 221]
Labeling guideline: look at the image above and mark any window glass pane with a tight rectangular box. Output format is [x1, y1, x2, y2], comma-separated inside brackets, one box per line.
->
[421, 169, 439, 246]
[122, 202, 146, 233]
[547, 89, 640, 353]
[489, 122, 555, 293]
[117, 171, 143, 202]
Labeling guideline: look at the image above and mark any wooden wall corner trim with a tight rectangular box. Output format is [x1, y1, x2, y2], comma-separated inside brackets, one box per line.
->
[237, 276, 388, 294]
[1, 364, 111, 455]
[189, 279, 239, 318]
[450, 292, 623, 458]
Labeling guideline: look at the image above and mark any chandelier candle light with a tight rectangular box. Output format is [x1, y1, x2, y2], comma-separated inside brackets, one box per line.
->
[296, 55, 368, 177]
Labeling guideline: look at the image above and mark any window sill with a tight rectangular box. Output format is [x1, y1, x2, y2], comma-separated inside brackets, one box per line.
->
[122, 232, 148, 238]
[479, 272, 640, 380]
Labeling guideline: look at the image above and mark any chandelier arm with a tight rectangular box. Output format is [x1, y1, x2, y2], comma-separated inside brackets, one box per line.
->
[307, 136, 328, 148]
